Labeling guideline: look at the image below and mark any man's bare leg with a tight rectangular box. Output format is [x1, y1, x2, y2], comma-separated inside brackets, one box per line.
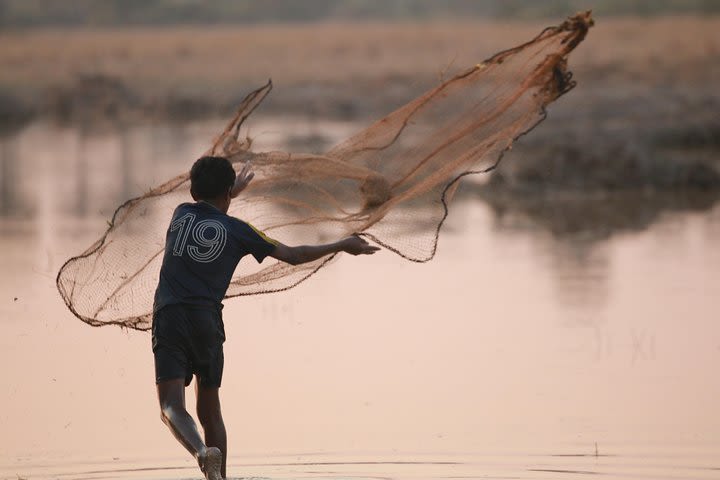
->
[157, 379, 221, 478]
[196, 383, 227, 479]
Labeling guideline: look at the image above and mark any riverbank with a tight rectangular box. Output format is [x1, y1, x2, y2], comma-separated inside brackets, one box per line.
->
[1, 16, 717, 121]
[1, 16, 718, 195]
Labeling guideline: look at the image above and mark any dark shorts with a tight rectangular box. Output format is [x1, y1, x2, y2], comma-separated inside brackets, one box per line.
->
[152, 303, 226, 388]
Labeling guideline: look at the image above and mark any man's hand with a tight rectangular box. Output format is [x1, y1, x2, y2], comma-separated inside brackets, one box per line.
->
[269, 235, 379, 265]
[342, 235, 380, 256]
[230, 163, 255, 198]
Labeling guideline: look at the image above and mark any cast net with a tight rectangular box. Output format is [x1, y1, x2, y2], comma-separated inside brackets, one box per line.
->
[57, 12, 593, 331]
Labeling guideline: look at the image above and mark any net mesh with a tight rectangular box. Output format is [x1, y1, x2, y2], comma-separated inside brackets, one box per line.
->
[57, 12, 593, 331]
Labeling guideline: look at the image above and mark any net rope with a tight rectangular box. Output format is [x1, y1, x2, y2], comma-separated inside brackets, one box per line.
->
[57, 12, 593, 331]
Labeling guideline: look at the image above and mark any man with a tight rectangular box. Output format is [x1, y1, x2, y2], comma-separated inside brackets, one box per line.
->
[152, 156, 379, 480]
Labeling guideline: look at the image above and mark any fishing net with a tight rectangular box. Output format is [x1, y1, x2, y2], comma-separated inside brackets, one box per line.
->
[57, 12, 593, 331]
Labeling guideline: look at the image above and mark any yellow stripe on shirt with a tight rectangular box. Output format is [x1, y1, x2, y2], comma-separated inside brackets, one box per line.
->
[247, 222, 279, 246]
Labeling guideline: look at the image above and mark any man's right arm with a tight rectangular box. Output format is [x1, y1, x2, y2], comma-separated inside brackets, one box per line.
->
[269, 235, 379, 265]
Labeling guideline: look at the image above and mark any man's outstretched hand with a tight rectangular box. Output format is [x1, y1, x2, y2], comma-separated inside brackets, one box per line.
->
[342, 235, 381, 255]
[230, 163, 255, 198]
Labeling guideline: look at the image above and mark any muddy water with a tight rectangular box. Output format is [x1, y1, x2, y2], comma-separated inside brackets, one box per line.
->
[0, 120, 718, 480]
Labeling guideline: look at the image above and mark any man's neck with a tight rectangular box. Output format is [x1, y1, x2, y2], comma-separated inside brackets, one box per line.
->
[198, 199, 224, 212]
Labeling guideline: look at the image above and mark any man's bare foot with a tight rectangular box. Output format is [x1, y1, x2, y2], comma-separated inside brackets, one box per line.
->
[198, 447, 223, 480]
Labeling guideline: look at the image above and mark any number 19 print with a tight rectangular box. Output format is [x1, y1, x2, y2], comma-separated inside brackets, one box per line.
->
[170, 212, 227, 263]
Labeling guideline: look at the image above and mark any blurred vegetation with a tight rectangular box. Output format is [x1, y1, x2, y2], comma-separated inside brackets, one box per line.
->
[1, 0, 718, 28]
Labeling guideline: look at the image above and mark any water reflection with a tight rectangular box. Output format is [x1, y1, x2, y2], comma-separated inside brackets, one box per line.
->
[477, 188, 720, 241]
[0, 117, 360, 224]
[0, 119, 206, 222]
[0, 133, 22, 216]
[0, 119, 34, 218]
[3, 118, 720, 319]
[459, 182, 720, 318]
[1, 119, 719, 480]
[545, 239, 610, 318]
[74, 124, 89, 216]
[72, 120, 144, 217]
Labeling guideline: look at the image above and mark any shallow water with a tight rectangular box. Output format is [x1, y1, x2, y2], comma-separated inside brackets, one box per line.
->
[0, 120, 719, 480]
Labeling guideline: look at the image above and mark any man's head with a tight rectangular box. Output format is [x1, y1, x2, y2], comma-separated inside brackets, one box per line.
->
[190, 156, 236, 211]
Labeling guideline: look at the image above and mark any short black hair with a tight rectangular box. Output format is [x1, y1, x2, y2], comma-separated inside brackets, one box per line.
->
[190, 156, 236, 200]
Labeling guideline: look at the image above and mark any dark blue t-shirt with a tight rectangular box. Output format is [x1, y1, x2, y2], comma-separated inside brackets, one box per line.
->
[154, 201, 277, 312]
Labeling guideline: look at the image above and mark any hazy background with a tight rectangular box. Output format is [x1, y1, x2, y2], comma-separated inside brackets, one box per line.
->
[2, 0, 720, 26]
[0, 2, 718, 480]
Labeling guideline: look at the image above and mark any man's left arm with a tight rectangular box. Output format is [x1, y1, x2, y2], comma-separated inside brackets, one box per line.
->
[230, 162, 254, 198]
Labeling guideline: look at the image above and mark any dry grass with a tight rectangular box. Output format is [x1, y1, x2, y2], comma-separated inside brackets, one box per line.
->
[1, 16, 718, 100]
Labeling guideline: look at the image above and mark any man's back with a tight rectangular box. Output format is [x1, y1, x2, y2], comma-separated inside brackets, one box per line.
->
[154, 201, 276, 312]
